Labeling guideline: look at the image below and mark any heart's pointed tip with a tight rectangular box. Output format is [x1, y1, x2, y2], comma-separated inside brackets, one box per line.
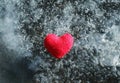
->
[54, 55, 64, 59]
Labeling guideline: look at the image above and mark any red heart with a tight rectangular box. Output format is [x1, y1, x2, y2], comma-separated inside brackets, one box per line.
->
[44, 33, 74, 59]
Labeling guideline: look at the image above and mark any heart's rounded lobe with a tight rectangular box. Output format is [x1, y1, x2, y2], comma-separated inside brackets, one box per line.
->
[44, 33, 74, 59]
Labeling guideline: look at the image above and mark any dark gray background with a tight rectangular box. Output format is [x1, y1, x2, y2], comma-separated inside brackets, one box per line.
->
[0, 0, 120, 83]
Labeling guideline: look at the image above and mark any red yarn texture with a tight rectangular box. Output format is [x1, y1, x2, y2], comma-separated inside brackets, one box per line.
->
[44, 33, 74, 59]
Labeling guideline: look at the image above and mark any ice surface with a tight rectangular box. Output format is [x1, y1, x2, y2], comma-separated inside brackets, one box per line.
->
[0, 0, 120, 83]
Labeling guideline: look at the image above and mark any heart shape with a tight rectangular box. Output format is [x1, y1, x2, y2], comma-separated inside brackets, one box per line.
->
[44, 33, 74, 59]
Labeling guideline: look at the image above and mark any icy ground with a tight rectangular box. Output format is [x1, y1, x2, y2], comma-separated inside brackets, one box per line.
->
[0, 0, 120, 83]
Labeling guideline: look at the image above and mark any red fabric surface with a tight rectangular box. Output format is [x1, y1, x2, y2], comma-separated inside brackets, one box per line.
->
[44, 33, 74, 59]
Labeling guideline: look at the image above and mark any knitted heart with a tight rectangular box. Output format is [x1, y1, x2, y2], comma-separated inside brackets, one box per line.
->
[44, 33, 74, 59]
